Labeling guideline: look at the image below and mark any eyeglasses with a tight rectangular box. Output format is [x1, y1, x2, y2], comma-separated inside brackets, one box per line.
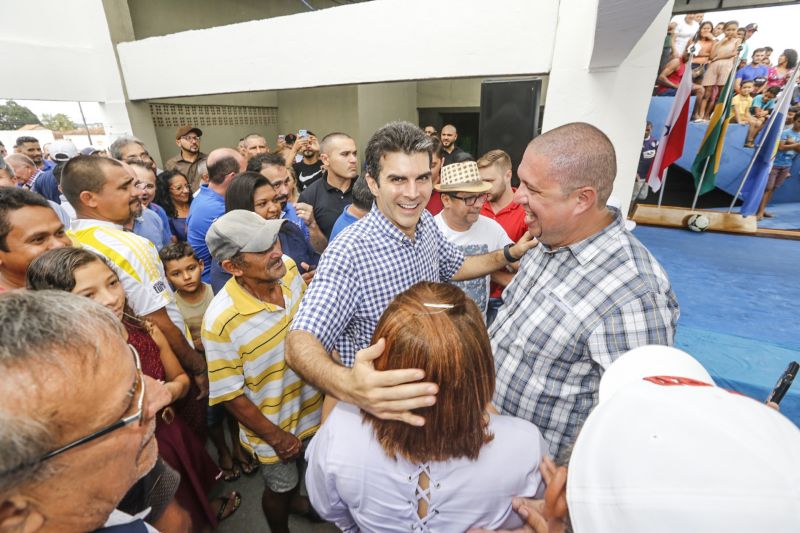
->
[169, 184, 191, 192]
[446, 193, 490, 206]
[180, 135, 201, 143]
[36, 344, 146, 463]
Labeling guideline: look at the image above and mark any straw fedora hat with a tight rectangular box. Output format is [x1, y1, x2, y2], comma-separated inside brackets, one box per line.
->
[434, 161, 491, 193]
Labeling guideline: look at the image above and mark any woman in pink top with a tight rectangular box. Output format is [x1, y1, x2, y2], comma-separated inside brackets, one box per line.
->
[698, 21, 741, 121]
[767, 49, 798, 88]
[306, 282, 545, 532]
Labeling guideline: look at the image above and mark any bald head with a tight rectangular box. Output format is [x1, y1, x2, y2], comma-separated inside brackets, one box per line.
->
[207, 148, 245, 185]
[528, 122, 616, 205]
[440, 124, 458, 150]
[320, 132, 354, 155]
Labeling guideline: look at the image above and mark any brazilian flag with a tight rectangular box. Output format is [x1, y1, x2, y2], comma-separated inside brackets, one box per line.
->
[691, 66, 736, 195]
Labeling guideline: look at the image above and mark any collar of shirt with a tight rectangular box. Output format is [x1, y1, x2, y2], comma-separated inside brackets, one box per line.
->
[482, 192, 522, 217]
[225, 275, 289, 316]
[70, 218, 124, 231]
[172, 151, 207, 165]
[282, 202, 300, 222]
[542, 208, 625, 266]
[196, 183, 224, 202]
[367, 204, 432, 244]
[322, 175, 352, 196]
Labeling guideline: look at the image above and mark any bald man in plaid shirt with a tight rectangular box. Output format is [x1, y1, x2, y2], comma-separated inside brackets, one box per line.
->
[490, 123, 679, 457]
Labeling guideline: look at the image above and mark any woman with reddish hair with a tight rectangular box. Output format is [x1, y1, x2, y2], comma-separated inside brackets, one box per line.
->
[305, 282, 545, 532]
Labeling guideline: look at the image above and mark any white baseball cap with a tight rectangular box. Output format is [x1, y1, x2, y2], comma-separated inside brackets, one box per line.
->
[49, 139, 78, 162]
[567, 348, 800, 532]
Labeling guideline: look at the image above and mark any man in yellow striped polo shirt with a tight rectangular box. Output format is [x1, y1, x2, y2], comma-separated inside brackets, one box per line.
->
[202, 210, 321, 533]
[61, 156, 208, 397]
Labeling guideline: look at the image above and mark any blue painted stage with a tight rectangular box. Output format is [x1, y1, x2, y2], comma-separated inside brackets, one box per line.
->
[633, 225, 800, 425]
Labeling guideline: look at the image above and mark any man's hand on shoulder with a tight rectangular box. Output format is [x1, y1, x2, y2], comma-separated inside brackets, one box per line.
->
[508, 231, 538, 262]
[347, 338, 438, 427]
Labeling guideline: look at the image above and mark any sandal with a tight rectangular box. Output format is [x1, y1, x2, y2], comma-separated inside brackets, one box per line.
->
[218, 457, 241, 482]
[237, 456, 260, 476]
[214, 491, 242, 522]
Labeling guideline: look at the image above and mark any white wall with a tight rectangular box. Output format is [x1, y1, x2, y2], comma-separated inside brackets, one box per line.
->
[117, 0, 558, 100]
[0, 1, 125, 104]
[543, 0, 673, 212]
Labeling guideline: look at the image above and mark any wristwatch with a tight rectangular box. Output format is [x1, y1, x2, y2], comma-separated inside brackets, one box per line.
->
[503, 243, 521, 263]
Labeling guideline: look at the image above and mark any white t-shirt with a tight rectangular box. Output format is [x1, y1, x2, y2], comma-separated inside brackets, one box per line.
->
[671, 16, 699, 56]
[434, 213, 512, 314]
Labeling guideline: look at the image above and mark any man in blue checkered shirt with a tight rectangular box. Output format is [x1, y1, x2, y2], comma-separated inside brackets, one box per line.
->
[490, 123, 680, 458]
[286, 121, 537, 426]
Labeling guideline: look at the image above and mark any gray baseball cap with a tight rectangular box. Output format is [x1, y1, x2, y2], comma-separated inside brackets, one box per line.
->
[205, 210, 285, 261]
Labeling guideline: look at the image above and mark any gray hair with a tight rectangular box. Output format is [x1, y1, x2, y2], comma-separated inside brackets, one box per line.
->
[0, 290, 125, 493]
[364, 121, 432, 184]
[0, 156, 14, 179]
[528, 122, 616, 206]
[108, 135, 145, 161]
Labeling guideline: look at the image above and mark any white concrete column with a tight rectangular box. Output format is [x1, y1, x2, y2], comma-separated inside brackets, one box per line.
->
[543, 0, 674, 214]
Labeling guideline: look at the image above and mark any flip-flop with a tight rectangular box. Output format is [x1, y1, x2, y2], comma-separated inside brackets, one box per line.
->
[218, 457, 241, 482]
[215, 491, 242, 522]
[237, 456, 260, 476]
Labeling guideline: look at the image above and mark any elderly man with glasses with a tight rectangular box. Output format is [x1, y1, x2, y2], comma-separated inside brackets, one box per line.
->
[165, 126, 208, 189]
[0, 290, 173, 532]
[434, 161, 514, 318]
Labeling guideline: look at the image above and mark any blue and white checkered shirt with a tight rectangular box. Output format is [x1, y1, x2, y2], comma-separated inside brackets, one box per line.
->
[490, 209, 679, 457]
[291, 207, 465, 367]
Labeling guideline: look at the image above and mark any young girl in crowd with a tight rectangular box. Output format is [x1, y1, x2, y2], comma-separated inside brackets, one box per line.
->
[27, 247, 241, 531]
[305, 281, 545, 532]
[698, 20, 741, 121]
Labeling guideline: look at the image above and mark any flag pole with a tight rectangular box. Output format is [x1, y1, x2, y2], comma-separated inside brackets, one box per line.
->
[691, 158, 710, 210]
[657, 168, 668, 207]
[691, 57, 737, 211]
[727, 67, 800, 212]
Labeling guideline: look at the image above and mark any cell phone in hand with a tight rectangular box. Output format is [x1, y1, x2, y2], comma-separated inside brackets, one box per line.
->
[299, 129, 308, 139]
[766, 361, 799, 405]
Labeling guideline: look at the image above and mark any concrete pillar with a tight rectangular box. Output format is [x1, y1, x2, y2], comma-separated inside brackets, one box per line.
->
[100, 0, 162, 163]
[543, 0, 673, 215]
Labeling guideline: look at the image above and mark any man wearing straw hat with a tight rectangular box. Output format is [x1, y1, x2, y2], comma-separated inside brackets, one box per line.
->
[434, 161, 513, 316]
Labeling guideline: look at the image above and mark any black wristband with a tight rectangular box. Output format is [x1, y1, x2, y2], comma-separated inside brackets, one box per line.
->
[503, 243, 520, 263]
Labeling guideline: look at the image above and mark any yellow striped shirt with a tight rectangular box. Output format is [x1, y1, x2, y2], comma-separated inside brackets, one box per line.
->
[69, 219, 187, 336]
[203, 256, 321, 464]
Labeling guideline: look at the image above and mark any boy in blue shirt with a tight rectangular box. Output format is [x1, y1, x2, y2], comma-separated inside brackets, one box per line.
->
[757, 114, 800, 219]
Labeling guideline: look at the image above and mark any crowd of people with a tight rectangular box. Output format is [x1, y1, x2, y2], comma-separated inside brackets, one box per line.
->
[649, 13, 800, 218]
[0, 117, 798, 533]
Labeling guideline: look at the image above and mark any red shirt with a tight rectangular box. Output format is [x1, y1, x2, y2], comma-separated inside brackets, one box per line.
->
[426, 190, 444, 216]
[481, 193, 527, 241]
[482, 193, 528, 298]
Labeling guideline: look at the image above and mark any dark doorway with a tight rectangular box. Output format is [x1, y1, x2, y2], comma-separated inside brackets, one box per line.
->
[417, 108, 480, 158]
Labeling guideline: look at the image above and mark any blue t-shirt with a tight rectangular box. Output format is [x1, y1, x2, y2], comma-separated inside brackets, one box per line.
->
[186, 185, 225, 282]
[32, 165, 61, 203]
[329, 205, 360, 241]
[638, 136, 659, 178]
[751, 94, 776, 113]
[775, 128, 800, 168]
[736, 63, 769, 87]
[283, 202, 310, 241]
[133, 208, 169, 251]
[148, 203, 172, 246]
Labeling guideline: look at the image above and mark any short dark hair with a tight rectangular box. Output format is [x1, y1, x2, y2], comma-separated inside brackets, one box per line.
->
[365, 122, 432, 185]
[14, 136, 39, 148]
[60, 155, 123, 207]
[752, 48, 766, 57]
[351, 175, 374, 212]
[159, 242, 197, 265]
[225, 171, 270, 213]
[765, 86, 781, 96]
[320, 132, 354, 155]
[207, 154, 241, 185]
[0, 188, 52, 251]
[764, 46, 773, 52]
[443, 151, 475, 166]
[247, 152, 286, 173]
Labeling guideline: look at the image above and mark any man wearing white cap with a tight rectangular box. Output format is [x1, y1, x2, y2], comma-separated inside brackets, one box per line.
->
[476, 346, 800, 533]
[434, 161, 513, 316]
[202, 210, 322, 533]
